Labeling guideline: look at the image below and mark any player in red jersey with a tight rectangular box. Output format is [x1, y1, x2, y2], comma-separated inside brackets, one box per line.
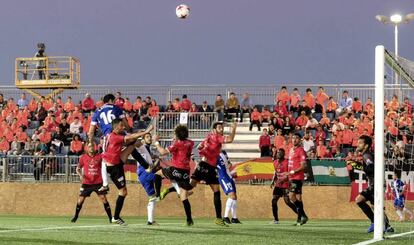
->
[288, 133, 309, 226]
[190, 121, 237, 226]
[71, 143, 112, 223]
[103, 119, 154, 226]
[153, 125, 195, 226]
[270, 148, 298, 224]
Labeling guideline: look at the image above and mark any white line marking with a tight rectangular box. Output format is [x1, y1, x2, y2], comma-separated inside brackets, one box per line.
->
[386, 229, 414, 238]
[0, 223, 183, 234]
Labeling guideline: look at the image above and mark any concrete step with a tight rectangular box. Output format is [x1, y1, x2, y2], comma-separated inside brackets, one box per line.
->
[227, 152, 260, 159]
[223, 143, 259, 150]
[234, 134, 261, 141]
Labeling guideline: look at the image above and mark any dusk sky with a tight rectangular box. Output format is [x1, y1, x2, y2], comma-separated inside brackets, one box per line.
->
[0, 0, 413, 86]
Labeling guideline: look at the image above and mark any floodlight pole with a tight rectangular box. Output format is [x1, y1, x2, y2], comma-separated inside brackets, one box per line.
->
[394, 24, 399, 85]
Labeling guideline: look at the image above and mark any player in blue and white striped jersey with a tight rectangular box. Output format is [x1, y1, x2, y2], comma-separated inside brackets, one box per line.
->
[217, 150, 241, 224]
[391, 172, 413, 221]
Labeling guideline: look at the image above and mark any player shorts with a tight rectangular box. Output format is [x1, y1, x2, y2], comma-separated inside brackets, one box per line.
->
[162, 166, 193, 191]
[79, 183, 107, 197]
[360, 185, 374, 204]
[219, 175, 236, 195]
[273, 187, 289, 197]
[288, 180, 303, 194]
[107, 163, 126, 189]
[138, 166, 155, 196]
[191, 161, 219, 185]
[394, 196, 405, 208]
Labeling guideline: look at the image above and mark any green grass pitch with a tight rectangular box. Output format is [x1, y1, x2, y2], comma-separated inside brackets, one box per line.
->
[0, 216, 413, 244]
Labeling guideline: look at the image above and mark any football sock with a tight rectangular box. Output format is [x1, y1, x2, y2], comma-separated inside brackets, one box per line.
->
[224, 198, 232, 218]
[396, 209, 404, 220]
[101, 162, 108, 187]
[231, 199, 238, 219]
[103, 202, 112, 221]
[182, 199, 192, 221]
[148, 200, 156, 223]
[114, 195, 126, 220]
[131, 149, 149, 169]
[294, 200, 304, 219]
[154, 175, 163, 197]
[272, 198, 279, 221]
[213, 191, 222, 219]
[74, 203, 83, 218]
[357, 201, 374, 223]
[298, 201, 307, 217]
[283, 196, 298, 214]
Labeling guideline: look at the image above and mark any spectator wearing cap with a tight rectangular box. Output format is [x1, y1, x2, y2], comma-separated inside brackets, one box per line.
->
[337, 90, 353, 115]
[81, 93, 95, 113]
[69, 117, 82, 135]
[259, 128, 271, 157]
[17, 93, 28, 110]
[225, 92, 240, 121]
[240, 93, 253, 123]
[180, 95, 192, 112]
[114, 91, 125, 110]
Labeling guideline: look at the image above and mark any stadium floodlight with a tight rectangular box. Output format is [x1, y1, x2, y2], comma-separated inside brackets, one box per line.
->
[376, 12, 414, 85]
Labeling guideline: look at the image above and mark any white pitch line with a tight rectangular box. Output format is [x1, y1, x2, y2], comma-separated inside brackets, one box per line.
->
[386, 229, 414, 238]
[0, 223, 182, 234]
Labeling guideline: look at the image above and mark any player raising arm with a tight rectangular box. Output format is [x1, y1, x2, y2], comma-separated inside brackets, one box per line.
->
[102, 119, 154, 226]
[190, 121, 237, 227]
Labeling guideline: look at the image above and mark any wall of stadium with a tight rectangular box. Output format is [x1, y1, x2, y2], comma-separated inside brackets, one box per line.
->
[0, 183, 401, 219]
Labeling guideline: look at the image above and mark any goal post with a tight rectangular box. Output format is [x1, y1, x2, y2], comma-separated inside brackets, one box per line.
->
[374, 45, 385, 240]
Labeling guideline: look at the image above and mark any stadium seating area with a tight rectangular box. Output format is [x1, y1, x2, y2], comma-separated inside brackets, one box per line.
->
[0, 86, 411, 163]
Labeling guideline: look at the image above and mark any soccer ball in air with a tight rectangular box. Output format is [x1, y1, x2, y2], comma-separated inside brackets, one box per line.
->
[176, 4, 190, 19]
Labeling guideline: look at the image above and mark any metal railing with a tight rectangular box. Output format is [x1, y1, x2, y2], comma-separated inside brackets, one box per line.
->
[1, 83, 412, 107]
[154, 112, 218, 141]
[1, 155, 81, 183]
[15, 56, 80, 89]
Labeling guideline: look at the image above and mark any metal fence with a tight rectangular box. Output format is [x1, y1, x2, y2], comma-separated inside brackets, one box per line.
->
[154, 112, 218, 141]
[2, 83, 413, 107]
[1, 155, 81, 183]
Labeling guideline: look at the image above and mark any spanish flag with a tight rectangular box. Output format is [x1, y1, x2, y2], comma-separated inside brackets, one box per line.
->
[232, 157, 274, 181]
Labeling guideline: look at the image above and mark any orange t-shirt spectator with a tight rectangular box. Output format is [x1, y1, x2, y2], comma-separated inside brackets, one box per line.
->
[133, 97, 143, 111]
[124, 98, 133, 112]
[295, 112, 309, 127]
[38, 128, 52, 144]
[274, 131, 285, 150]
[303, 88, 315, 108]
[276, 87, 290, 106]
[69, 135, 84, 155]
[352, 98, 363, 113]
[148, 101, 160, 118]
[250, 108, 261, 121]
[64, 97, 75, 112]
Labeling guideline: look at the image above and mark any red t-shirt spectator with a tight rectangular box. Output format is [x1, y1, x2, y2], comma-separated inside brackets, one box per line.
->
[199, 133, 225, 167]
[180, 99, 192, 112]
[124, 100, 133, 112]
[251, 111, 261, 121]
[352, 101, 362, 112]
[71, 139, 84, 153]
[303, 93, 315, 108]
[288, 146, 306, 180]
[38, 131, 52, 144]
[148, 105, 160, 117]
[82, 97, 95, 112]
[274, 135, 285, 149]
[274, 105, 288, 117]
[274, 159, 289, 188]
[316, 144, 328, 158]
[0, 139, 10, 152]
[79, 153, 103, 185]
[295, 116, 308, 127]
[167, 139, 194, 170]
[114, 98, 125, 110]
[259, 134, 271, 148]
[102, 133, 125, 165]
